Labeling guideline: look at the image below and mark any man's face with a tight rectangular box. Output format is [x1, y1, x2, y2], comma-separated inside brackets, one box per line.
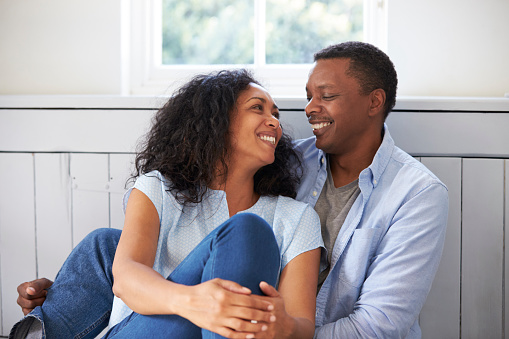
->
[305, 58, 373, 156]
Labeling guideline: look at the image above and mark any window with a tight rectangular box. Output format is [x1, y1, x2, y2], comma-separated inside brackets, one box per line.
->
[129, 0, 387, 97]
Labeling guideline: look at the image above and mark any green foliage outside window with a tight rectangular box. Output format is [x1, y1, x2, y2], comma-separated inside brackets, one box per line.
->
[162, 0, 363, 65]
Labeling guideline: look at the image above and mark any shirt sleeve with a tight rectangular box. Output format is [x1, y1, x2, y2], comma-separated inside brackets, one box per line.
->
[278, 200, 324, 270]
[122, 171, 167, 222]
[315, 182, 448, 338]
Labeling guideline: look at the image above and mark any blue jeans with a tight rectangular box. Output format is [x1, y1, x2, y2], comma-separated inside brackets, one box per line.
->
[105, 213, 280, 338]
[10, 213, 280, 339]
[10, 227, 121, 339]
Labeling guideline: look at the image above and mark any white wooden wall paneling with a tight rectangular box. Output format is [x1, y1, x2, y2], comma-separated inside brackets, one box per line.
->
[419, 157, 462, 339]
[461, 158, 504, 337]
[70, 154, 110, 247]
[387, 112, 509, 157]
[0, 109, 154, 153]
[109, 153, 136, 230]
[0, 153, 37, 336]
[34, 153, 72, 281]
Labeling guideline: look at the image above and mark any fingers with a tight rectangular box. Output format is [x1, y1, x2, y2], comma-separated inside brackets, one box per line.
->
[211, 315, 276, 339]
[188, 279, 278, 337]
[226, 291, 274, 316]
[196, 307, 273, 338]
[212, 279, 274, 312]
[216, 278, 252, 295]
[17, 295, 47, 315]
[29, 278, 54, 294]
[259, 281, 279, 297]
[16, 278, 53, 315]
[17, 293, 47, 308]
[17, 278, 53, 299]
[226, 304, 276, 324]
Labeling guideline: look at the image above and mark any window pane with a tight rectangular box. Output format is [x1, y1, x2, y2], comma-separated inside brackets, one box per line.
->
[266, 0, 363, 64]
[162, 0, 254, 65]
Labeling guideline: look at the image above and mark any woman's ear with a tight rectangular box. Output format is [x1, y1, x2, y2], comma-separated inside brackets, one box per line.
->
[368, 89, 386, 118]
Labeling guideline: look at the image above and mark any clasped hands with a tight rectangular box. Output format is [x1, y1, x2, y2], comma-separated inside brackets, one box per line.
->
[176, 278, 292, 338]
[17, 278, 292, 339]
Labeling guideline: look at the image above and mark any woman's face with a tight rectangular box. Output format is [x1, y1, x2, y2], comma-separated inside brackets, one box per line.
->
[228, 83, 282, 173]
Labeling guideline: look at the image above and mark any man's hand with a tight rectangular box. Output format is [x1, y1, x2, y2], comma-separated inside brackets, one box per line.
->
[17, 278, 53, 315]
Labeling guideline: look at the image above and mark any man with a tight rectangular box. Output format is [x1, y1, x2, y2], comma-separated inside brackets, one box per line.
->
[14, 41, 448, 338]
[294, 42, 448, 337]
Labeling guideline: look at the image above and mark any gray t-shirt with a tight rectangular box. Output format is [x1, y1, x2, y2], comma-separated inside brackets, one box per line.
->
[314, 162, 360, 291]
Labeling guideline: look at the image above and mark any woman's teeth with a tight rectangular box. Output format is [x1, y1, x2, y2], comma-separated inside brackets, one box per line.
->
[259, 135, 276, 145]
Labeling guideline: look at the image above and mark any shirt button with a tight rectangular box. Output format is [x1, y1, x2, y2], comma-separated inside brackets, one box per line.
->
[373, 179, 377, 185]
[321, 157, 325, 164]
[313, 191, 318, 197]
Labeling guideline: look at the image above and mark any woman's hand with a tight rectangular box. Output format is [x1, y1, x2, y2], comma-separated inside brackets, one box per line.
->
[248, 281, 296, 338]
[177, 278, 276, 338]
[251, 248, 321, 339]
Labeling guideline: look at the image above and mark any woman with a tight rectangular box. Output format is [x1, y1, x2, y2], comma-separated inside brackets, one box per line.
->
[104, 69, 322, 338]
[10, 69, 322, 339]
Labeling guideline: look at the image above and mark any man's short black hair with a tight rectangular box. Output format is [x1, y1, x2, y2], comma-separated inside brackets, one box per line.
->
[314, 41, 398, 119]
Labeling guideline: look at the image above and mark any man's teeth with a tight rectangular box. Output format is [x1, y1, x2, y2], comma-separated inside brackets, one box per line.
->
[259, 135, 276, 145]
[311, 122, 332, 130]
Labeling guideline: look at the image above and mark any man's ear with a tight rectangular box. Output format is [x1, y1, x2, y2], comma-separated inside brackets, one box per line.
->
[368, 89, 386, 118]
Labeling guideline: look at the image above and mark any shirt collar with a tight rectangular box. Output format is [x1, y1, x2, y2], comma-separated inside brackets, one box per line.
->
[318, 124, 395, 189]
[318, 149, 326, 169]
[361, 124, 394, 188]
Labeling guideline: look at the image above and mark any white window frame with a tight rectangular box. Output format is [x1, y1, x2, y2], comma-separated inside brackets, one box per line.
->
[128, 0, 387, 98]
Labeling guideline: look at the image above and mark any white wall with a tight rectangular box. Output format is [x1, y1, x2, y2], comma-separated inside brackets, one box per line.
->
[0, 0, 125, 95]
[0, 0, 508, 96]
[387, 0, 509, 97]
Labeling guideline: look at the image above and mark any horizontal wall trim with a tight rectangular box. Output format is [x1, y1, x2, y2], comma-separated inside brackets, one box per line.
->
[1, 96, 509, 157]
[3, 107, 509, 114]
[2, 151, 509, 160]
[1, 95, 508, 111]
[3, 107, 509, 115]
[0, 107, 156, 111]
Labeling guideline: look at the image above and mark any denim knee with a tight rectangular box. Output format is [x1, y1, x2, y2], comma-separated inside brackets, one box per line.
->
[227, 213, 275, 241]
[79, 227, 121, 253]
[219, 213, 280, 269]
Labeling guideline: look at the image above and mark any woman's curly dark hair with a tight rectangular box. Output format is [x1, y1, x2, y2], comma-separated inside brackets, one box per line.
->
[131, 69, 301, 205]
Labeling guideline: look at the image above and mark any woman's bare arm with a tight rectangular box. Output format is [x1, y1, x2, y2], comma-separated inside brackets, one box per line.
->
[112, 188, 275, 338]
[256, 248, 321, 338]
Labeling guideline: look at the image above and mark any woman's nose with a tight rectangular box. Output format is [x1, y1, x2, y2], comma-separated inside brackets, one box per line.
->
[267, 116, 280, 129]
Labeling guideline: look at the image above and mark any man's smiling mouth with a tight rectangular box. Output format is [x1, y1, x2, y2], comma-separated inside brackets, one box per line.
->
[311, 122, 332, 131]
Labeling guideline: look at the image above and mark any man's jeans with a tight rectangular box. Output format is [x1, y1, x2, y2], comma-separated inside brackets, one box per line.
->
[10, 213, 280, 339]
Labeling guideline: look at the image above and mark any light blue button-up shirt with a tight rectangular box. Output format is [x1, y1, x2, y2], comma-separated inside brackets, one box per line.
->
[294, 125, 449, 338]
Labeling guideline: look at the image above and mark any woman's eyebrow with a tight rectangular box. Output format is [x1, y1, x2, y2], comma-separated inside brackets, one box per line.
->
[246, 96, 266, 104]
[246, 97, 279, 110]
